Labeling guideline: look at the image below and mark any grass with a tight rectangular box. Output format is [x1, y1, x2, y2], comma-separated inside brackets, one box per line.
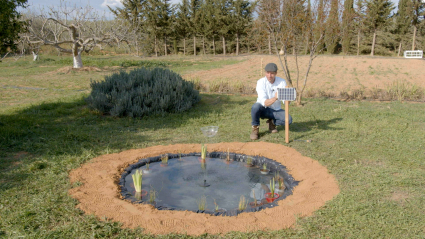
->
[1, 55, 425, 238]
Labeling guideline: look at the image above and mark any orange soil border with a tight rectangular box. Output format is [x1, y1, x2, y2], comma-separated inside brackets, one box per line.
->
[68, 142, 339, 236]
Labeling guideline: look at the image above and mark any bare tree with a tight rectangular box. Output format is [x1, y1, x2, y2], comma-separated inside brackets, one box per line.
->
[24, 1, 115, 68]
[262, 0, 340, 105]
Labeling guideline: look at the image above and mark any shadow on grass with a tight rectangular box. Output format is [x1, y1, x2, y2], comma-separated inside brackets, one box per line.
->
[289, 117, 343, 140]
[0, 93, 238, 192]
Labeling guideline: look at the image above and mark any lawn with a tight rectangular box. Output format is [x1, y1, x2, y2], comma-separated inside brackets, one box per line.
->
[1, 55, 424, 238]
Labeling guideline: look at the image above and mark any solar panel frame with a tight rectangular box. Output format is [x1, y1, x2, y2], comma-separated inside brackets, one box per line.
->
[277, 88, 296, 101]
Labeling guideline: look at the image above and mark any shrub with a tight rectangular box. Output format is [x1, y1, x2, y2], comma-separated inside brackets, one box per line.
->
[86, 67, 201, 117]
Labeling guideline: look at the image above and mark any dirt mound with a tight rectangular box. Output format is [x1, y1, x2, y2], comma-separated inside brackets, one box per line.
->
[54, 66, 102, 74]
[69, 142, 339, 236]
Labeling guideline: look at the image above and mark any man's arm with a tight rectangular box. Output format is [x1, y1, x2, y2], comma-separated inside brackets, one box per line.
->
[264, 92, 278, 107]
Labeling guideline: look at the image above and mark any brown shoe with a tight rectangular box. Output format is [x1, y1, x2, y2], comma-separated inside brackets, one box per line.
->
[267, 119, 278, 133]
[250, 125, 259, 140]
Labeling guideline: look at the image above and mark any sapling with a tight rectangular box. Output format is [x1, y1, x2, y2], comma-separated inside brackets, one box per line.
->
[238, 195, 248, 211]
[146, 162, 150, 170]
[262, 163, 267, 170]
[132, 170, 143, 193]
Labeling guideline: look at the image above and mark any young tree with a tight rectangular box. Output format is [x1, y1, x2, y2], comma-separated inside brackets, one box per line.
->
[407, 0, 425, 50]
[265, 0, 340, 105]
[394, 0, 410, 56]
[342, 0, 355, 54]
[355, 0, 366, 55]
[216, 0, 232, 56]
[325, 0, 340, 54]
[175, 0, 190, 55]
[188, 0, 201, 56]
[202, 0, 218, 55]
[229, 0, 255, 55]
[364, 0, 394, 56]
[108, 0, 146, 56]
[145, 0, 172, 56]
[0, 0, 28, 55]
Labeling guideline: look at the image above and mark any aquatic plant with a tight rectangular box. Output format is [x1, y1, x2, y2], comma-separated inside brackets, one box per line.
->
[269, 178, 275, 196]
[149, 188, 156, 203]
[238, 195, 248, 211]
[246, 156, 253, 165]
[198, 195, 207, 211]
[201, 144, 207, 160]
[132, 170, 143, 192]
[161, 154, 169, 164]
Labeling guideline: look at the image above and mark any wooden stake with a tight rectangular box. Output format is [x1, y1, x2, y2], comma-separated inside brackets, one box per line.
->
[285, 100, 289, 143]
[260, 58, 263, 76]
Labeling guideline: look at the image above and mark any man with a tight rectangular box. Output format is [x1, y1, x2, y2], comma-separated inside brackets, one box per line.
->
[250, 63, 293, 140]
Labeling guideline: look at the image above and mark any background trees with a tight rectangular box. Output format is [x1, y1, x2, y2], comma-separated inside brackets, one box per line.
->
[1, 0, 27, 55]
[12, 0, 425, 58]
[25, 1, 116, 68]
[364, 0, 394, 56]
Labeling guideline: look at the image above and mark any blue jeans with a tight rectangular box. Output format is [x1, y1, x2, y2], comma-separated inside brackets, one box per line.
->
[251, 103, 292, 126]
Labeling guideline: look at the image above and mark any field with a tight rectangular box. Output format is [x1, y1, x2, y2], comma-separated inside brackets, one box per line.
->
[1, 54, 425, 238]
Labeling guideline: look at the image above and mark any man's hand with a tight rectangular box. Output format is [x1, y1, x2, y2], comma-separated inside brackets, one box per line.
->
[264, 92, 278, 107]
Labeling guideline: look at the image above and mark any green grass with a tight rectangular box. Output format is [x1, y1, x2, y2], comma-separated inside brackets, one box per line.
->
[1, 55, 425, 238]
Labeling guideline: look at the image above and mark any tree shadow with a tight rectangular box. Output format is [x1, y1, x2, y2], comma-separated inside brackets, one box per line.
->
[289, 117, 344, 140]
[0, 93, 245, 191]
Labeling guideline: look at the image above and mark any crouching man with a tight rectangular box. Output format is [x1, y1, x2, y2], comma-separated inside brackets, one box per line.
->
[250, 63, 293, 140]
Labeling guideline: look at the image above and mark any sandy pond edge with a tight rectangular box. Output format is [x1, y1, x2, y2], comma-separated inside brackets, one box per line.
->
[68, 142, 340, 236]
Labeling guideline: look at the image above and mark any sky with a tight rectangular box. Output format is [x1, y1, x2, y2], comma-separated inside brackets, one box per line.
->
[24, 0, 402, 18]
[25, 0, 182, 18]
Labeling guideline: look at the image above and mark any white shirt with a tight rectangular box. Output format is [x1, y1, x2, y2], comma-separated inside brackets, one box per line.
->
[256, 76, 287, 110]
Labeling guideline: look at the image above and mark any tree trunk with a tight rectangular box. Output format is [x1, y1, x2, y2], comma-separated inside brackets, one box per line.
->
[202, 35, 205, 55]
[155, 35, 158, 57]
[357, 30, 360, 56]
[268, 33, 272, 54]
[135, 38, 139, 56]
[184, 38, 186, 55]
[32, 51, 39, 61]
[398, 41, 402, 57]
[164, 37, 167, 56]
[236, 33, 239, 56]
[222, 35, 226, 56]
[212, 36, 215, 56]
[412, 25, 417, 51]
[247, 38, 250, 54]
[193, 35, 196, 56]
[73, 51, 83, 68]
[370, 29, 376, 56]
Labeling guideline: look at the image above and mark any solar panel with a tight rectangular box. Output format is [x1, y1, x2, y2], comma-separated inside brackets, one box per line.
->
[277, 88, 296, 101]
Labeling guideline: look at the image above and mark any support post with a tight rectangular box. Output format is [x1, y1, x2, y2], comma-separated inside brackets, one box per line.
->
[285, 100, 289, 143]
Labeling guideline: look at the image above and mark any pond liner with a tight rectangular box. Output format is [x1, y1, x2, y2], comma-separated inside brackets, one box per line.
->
[119, 152, 299, 217]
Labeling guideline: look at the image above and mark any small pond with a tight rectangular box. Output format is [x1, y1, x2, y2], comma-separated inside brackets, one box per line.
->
[120, 152, 298, 216]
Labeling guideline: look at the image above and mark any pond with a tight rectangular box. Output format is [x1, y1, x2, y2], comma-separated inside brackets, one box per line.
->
[120, 152, 298, 216]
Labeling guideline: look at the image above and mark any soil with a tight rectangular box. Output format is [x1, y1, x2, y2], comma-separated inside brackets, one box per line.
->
[69, 142, 339, 236]
[182, 55, 425, 95]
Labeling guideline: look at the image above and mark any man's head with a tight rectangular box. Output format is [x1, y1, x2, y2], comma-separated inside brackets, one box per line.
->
[264, 63, 277, 83]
